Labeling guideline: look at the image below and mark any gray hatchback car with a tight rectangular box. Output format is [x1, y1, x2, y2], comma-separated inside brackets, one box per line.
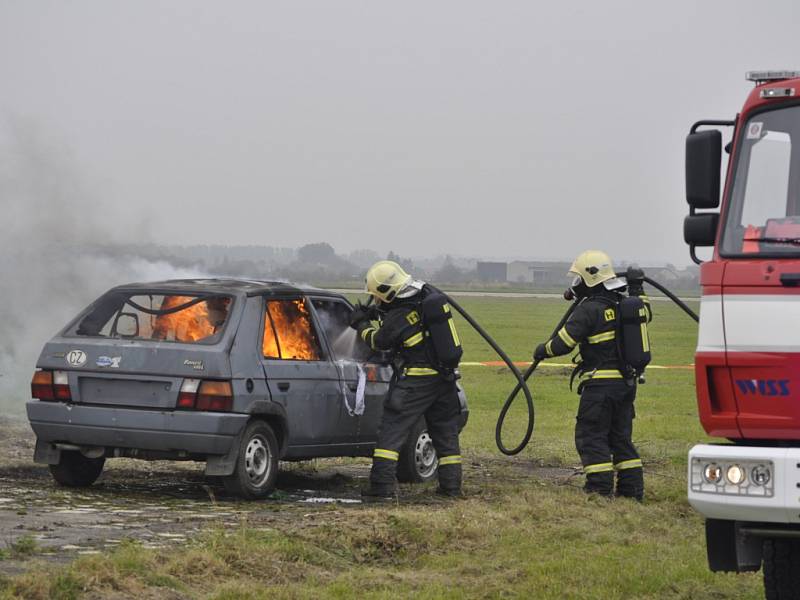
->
[28, 279, 468, 498]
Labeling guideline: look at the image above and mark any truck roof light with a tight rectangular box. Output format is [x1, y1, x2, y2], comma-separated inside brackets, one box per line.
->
[746, 70, 800, 83]
[760, 87, 795, 99]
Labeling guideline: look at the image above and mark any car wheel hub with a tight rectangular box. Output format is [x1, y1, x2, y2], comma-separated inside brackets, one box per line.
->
[414, 432, 438, 478]
[244, 435, 271, 487]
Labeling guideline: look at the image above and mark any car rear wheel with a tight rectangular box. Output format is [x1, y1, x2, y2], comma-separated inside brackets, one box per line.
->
[763, 538, 800, 600]
[397, 418, 438, 483]
[223, 421, 279, 499]
[49, 451, 105, 487]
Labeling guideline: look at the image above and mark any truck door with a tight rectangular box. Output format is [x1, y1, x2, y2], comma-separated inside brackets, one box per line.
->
[717, 110, 800, 438]
[258, 297, 343, 447]
[309, 297, 391, 445]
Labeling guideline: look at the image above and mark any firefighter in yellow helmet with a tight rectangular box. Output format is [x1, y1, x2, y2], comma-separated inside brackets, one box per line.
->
[349, 260, 464, 501]
[533, 251, 652, 500]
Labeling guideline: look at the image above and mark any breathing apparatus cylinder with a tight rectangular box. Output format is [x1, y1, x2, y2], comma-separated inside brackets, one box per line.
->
[618, 295, 651, 377]
[420, 287, 463, 370]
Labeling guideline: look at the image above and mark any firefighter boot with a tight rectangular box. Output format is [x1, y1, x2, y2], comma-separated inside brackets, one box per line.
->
[436, 461, 463, 497]
[615, 460, 644, 501]
[361, 483, 396, 503]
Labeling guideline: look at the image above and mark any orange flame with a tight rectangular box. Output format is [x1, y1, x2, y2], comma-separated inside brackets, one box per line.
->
[263, 299, 320, 360]
[153, 296, 217, 342]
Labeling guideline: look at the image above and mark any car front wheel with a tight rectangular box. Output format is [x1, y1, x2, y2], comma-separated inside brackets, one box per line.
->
[223, 421, 279, 499]
[397, 418, 438, 483]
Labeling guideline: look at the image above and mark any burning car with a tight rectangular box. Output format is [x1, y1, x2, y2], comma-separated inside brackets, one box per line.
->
[27, 279, 468, 498]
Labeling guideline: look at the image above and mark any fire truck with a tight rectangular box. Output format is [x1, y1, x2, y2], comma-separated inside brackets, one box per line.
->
[685, 71, 800, 598]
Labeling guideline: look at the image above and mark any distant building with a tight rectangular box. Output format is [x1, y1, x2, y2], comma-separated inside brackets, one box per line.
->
[476, 261, 508, 283]
[507, 261, 571, 284]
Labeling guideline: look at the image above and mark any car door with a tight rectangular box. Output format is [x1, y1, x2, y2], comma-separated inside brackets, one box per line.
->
[309, 297, 391, 445]
[258, 296, 344, 448]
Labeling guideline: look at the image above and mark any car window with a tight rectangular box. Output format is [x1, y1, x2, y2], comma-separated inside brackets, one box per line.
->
[262, 298, 323, 361]
[68, 292, 233, 345]
[311, 298, 371, 360]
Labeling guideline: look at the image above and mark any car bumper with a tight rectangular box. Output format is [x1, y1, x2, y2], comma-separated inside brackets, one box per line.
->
[27, 400, 248, 457]
[688, 444, 800, 524]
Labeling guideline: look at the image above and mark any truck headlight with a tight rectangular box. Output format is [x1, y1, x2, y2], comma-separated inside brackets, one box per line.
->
[726, 464, 746, 485]
[751, 464, 771, 486]
[690, 457, 774, 497]
[703, 463, 722, 483]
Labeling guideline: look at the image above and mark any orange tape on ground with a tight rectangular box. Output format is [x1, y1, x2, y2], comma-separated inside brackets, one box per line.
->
[461, 361, 693, 370]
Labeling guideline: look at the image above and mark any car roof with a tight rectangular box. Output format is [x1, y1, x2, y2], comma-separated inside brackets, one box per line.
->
[109, 278, 348, 299]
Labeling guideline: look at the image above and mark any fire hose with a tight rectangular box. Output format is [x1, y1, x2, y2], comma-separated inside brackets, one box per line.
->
[493, 273, 699, 456]
[362, 293, 538, 456]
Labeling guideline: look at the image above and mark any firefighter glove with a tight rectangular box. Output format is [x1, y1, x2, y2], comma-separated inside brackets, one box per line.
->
[533, 343, 549, 362]
[349, 302, 374, 329]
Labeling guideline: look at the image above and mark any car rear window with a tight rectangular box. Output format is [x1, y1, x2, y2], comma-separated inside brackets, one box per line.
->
[262, 298, 323, 360]
[67, 292, 233, 344]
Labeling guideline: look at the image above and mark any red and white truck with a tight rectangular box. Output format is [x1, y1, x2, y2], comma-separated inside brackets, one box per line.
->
[685, 71, 800, 598]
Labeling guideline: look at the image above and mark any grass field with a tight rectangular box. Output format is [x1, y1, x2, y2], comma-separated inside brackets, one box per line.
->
[0, 296, 765, 599]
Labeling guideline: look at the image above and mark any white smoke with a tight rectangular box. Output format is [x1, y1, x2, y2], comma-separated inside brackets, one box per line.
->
[0, 118, 205, 414]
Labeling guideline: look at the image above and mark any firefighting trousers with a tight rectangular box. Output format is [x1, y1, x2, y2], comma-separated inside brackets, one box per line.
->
[575, 381, 643, 499]
[370, 375, 462, 492]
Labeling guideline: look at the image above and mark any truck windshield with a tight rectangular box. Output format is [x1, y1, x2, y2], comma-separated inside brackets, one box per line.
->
[720, 105, 800, 257]
[67, 292, 233, 344]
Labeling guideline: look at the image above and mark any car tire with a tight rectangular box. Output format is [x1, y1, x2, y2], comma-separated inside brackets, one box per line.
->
[763, 538, 800, 600]
[49, 451, 105, 487]
[223, 421, 279, 499]
[397, 418, 438, 483]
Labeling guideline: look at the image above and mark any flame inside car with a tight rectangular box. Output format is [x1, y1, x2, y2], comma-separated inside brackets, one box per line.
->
[153, 296, 228, 343]
[263, 299, 321, 360]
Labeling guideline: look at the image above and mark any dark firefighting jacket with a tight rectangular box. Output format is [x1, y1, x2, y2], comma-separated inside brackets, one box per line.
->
[543, 289, 652, 384]
[357, 294, 436, 376]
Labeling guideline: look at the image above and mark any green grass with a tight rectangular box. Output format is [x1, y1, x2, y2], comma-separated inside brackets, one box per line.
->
[0, 296, 763, 599]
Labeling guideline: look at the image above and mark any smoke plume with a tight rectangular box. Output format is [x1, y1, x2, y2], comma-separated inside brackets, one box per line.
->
[0, 118, 204, 415]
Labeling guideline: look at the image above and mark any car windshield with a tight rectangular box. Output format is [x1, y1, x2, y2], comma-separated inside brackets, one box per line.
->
[720, 105, 800, 257]
[67, 291, 233, 344]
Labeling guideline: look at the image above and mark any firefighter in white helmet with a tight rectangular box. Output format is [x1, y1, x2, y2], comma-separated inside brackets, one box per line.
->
[349, 260, 464, 501]
[533, 251, 652, 500]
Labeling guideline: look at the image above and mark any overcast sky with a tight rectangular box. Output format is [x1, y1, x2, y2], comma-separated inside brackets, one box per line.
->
[1, 1, 798, 266]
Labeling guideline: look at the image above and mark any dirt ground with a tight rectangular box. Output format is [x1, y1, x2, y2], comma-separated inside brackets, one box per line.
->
[0, 416, 576, 576]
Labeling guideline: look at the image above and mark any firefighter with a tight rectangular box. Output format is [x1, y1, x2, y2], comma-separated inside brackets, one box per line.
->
[533, 251, 652, 500]
[349, 260, 463, 501]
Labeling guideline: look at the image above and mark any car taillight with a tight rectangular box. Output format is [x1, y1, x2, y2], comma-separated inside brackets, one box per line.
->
[53, 371, 71, 400]
[31, 370, 71, 401]
[31, 370, 55, 400]
[177, 379, 233, 412]
[177, 378, 201, 408]
[196, 381, 234, 411]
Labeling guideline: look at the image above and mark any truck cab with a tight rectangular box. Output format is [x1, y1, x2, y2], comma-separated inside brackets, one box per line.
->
[684, 71, 800, 597]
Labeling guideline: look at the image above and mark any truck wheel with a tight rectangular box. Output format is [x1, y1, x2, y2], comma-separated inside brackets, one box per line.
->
[49, 451, 105, 487]
[397, 418, 438, 483]
[223, 421, 279, 499]
[763, 538, 800, 600]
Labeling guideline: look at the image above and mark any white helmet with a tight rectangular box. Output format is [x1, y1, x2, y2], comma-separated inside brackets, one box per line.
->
[568, 250, 625, 290]
[365, 260, 413, 303]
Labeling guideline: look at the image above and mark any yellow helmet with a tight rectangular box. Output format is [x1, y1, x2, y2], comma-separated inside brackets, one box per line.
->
[568, 250, 622, 289]
[365, 260, 412, 303]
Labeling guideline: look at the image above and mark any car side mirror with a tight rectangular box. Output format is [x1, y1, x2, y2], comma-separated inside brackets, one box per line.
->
[684, 213, 719, 247]
[686, 130, 722, 209]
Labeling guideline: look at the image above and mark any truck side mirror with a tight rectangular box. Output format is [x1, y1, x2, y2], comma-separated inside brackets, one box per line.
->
[684, 213, 719, 247]
[686, 130, 722, 209]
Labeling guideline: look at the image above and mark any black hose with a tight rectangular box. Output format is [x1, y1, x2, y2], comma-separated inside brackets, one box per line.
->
[494, 300, 578, 455]
[641, 276, 699, 323]
[437, 293, 538, 456]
